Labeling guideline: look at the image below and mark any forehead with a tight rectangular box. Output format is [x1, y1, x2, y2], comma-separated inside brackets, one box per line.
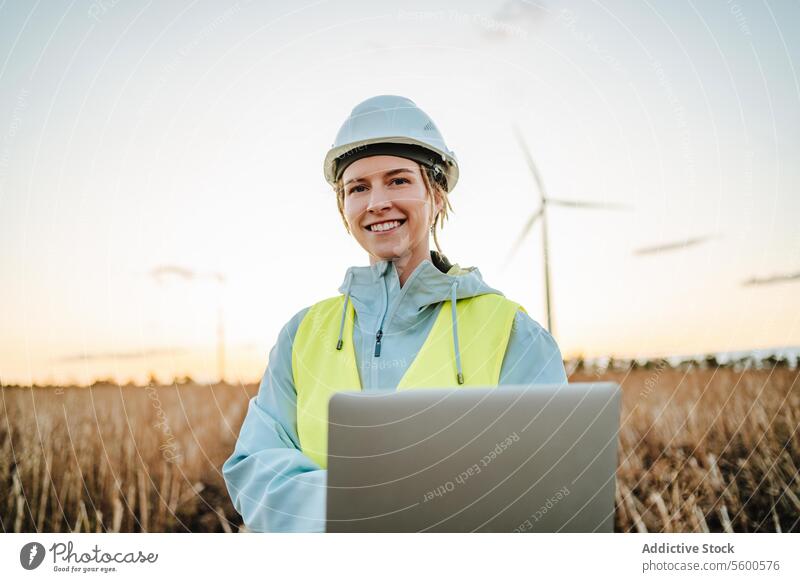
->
[342, 155, 419, 182]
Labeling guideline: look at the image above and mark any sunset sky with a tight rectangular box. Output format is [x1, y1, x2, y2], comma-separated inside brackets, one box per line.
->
[1, 0, 798, 385]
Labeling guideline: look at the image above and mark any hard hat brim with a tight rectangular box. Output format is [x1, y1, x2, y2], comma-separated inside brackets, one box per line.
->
[324, 136, 459, 193]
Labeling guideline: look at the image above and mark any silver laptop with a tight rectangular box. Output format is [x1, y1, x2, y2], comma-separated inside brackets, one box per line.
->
[325, 382, 621, 532]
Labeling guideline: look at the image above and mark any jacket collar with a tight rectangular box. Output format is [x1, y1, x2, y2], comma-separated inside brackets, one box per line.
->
[337, 251, 502, 316]
[334, 251, 503, 384]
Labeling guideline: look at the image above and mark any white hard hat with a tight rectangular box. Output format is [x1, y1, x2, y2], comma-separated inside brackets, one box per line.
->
[323, 95, 459, 193]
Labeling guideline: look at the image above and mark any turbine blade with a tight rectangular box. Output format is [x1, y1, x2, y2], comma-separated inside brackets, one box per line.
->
[502, 208, 543, 270]
[633, 235, 713, 256]
[150, 265, 196, 281]
[742, 271, 800, 286]
[512, 124, 547, 203]
[547, 198, 632, 210]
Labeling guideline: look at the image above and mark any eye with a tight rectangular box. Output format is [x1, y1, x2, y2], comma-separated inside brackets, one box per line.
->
[347, 184, 367, 195]
[390, 177, 410, 186]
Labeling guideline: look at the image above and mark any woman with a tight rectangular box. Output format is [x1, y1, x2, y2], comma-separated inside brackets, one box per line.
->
[223, 95, 568, 532]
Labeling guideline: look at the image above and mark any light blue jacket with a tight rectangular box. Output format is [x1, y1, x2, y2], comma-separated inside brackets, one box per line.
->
[222, 253, 568, 532]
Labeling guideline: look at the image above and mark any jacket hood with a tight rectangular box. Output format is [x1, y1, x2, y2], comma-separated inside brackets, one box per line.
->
[334, 251, 504, 384]
[337, 251, 503, 316]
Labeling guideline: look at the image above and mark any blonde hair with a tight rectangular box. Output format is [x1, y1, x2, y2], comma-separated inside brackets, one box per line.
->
[334, 162, 454, 254]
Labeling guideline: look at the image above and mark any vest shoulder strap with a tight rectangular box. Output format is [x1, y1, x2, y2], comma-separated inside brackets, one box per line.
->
[397, 293, 522, 390]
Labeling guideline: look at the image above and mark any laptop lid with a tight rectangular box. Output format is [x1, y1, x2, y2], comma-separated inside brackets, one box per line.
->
[325, 382, 621, 532]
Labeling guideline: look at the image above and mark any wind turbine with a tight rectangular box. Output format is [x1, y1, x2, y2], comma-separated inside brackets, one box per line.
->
[507, 124, 631, 338]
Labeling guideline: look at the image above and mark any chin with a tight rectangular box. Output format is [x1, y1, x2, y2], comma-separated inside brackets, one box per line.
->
[371, 249, 406, 260]
[368, 243, 411, 260]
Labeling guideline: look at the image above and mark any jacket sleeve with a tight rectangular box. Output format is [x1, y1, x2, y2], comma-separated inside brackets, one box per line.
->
[222, 306, 327, 532]
[499, 308, 568, 385]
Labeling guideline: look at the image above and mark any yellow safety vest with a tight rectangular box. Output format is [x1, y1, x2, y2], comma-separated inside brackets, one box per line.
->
[292, 293, 523, 468]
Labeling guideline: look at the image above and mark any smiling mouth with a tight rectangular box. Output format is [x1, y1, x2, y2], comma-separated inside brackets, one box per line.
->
[365, 219, 407, 233]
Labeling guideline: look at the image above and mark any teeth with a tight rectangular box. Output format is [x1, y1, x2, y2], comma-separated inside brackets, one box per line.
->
[369, 220, 401, 232]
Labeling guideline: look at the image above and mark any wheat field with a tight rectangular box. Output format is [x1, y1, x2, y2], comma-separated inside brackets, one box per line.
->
[1, 364, 798, 532]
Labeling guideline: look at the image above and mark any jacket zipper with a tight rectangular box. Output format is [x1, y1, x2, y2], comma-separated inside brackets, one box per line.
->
[374, 275, 388, 357]
[373, 264, 428, 358]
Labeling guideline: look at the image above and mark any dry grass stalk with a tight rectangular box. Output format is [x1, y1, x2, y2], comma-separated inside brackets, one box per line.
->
[1, 369, 797, 532]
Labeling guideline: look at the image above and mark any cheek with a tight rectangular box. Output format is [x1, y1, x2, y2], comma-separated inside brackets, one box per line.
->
[395, 189, 430, 217]
[401, 197, 431, 224]
[343, 198, 362, 224]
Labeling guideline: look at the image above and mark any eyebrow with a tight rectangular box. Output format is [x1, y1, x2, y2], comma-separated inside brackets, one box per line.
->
[344, 168, 415, 187]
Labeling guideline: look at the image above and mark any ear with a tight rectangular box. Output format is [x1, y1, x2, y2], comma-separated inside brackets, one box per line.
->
[433, 191, 444, 217]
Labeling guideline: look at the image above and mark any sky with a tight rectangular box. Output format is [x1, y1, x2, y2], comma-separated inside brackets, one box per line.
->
[0, 0, 798, 385]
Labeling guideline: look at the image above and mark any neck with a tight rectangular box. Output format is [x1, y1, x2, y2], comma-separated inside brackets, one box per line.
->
[370, 245, 431, 287]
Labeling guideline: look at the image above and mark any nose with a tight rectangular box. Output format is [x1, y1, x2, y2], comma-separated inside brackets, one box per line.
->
[366, 183, 393, 214]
